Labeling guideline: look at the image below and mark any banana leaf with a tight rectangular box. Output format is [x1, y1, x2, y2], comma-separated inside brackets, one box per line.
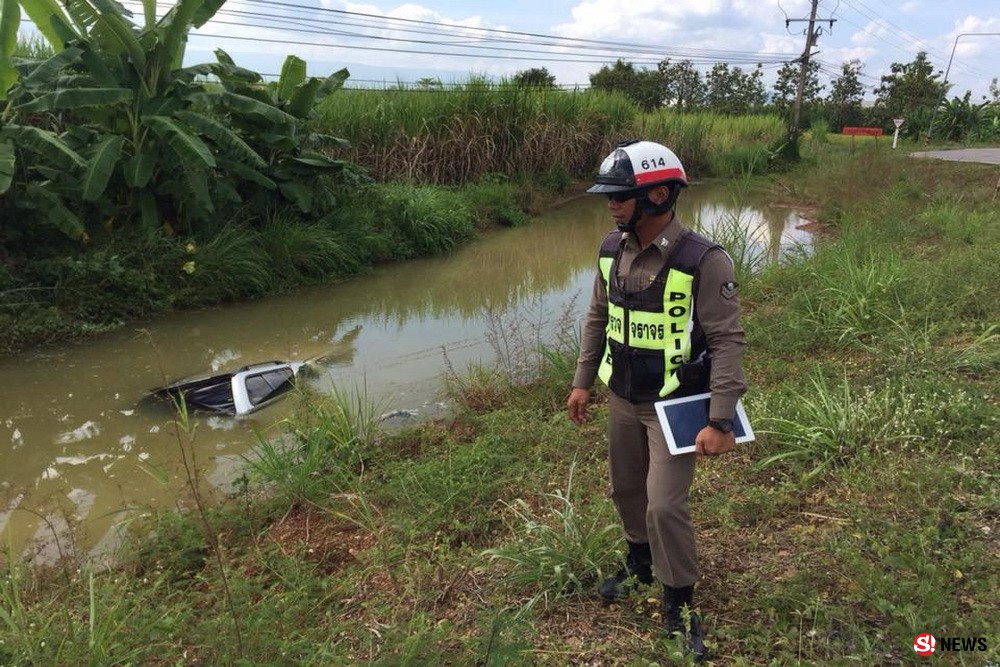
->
[14, 86, 133, 112]
[144, 114, 215, 168]
[0, 139, 14, 194]
[175, 110, 265, 167]
[83, 0, 146, 68]
[316, 68, 349, 99]
[77, 43, 118, 87]
[155, 0, 201, 74]
[15, 0, 70, 51]
[3, 125, 87, 169]
[289, 152, 344, 169]
[286, 77, 321, 119]
[277, 55, 306, 103]
[25, 182, 86, 240]
[178, 165, 213, 214]
[216, 157, 275, 190]
[279, 180, 313, 212]
[219, 91, 299, 128]
[0, 0, 18, 100]
[308, 133, 350, 148]
[21, 46, 82, 88]
[177, 61, 261, 84]
[191, 0, 225, 29]
[124, 150, 155, 188]
[132, 186, 159, 230]
[81, 134, 124, 201]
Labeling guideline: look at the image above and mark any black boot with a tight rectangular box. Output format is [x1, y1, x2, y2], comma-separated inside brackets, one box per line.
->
[598, 541, 653, 601]
[663, 584, 707, 663]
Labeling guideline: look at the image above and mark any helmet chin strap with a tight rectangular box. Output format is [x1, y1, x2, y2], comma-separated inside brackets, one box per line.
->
[616, 204, 643, 233]
[616, 186, 681, 233]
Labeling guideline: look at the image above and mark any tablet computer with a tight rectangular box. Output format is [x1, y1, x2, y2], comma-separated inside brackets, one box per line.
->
[653, 392, 754, 456]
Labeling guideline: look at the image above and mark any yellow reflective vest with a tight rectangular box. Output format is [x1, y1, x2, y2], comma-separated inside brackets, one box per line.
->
[597, 229, 719, 403]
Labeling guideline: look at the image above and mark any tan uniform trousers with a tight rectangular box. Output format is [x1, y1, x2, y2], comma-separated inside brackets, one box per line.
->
[607, 392, 698, 588]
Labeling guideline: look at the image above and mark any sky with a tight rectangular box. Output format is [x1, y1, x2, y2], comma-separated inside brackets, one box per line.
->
[24, 0, 1000, 100]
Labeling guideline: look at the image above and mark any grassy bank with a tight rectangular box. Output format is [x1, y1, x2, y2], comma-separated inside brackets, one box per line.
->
[0, 177, 535, 354]
[2, 146, 997, 664]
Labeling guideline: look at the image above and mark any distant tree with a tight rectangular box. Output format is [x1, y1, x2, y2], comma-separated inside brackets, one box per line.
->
[657, 58, 705, 110]
[416, 77, 443, 90]
[772, 59, 823, 121]
[874, 51, 948, 135]
[589, 59, 666, 111]
[705, 63, 766, 114]
[989, 78, 999, 104]
[511, 67, 556, 88]
[825, 60, 866, 131]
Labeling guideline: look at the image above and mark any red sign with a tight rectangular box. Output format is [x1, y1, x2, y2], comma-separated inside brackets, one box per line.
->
[842, 126, 884, 136]
[914, 633, 936, 656]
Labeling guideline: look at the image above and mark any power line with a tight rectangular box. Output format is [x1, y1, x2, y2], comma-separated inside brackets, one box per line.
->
[191, 16, 786, 65]
[820, 0, 991, 80]
[117, 0, 791, 66]
[235, 0, 794, 62]
[110, 0, 795, 71]
[838, 0, 948, 60]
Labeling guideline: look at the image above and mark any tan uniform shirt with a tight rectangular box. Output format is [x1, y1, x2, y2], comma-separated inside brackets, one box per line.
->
[572, 216, 747, 419]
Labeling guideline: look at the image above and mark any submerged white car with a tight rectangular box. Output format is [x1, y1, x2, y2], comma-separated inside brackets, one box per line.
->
[152, 361, 306, 416]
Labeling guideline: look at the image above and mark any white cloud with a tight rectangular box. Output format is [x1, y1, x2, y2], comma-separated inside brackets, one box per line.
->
[189, 1, 508, 80]
[553, 0, 780, 39]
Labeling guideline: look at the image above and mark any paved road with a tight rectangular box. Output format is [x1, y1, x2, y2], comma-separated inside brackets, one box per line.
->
[909, 148, 1000, 165]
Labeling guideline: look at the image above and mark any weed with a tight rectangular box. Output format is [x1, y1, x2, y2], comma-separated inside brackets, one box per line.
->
[248, 384, 386, 505]
[800, 247, 905, 346]
[181, 224, 272, 303]
[257, 208, 359, 281]
[483, 463, 620, 613]
[756, 372, 919, 481]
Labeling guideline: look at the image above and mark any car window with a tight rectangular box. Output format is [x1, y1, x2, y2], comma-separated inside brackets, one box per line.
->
[245, 368, 295, 406]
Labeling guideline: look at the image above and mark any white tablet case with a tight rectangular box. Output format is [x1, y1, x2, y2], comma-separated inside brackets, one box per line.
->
[653, 392, 754, 455]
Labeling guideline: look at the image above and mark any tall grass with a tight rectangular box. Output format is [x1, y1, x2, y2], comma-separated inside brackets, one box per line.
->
[756, 373, 919, 480]
[316, 82, 635, 183]
[13, 33, 54, 58]
[317, 83, 786, 183]
[248, 384, 385, 506]
[801, 248, 905, 347]
[257, 209, 359, 282]
[635, 110, 785, 176]
[181, 224, 273, 302]
[483, 463, 620, 613]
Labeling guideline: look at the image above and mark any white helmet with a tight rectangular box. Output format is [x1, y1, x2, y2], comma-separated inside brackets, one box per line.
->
[586, 139, 687, 196]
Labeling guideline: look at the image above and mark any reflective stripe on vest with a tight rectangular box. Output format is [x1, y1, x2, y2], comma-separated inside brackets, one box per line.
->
[597, 258, 695, 398]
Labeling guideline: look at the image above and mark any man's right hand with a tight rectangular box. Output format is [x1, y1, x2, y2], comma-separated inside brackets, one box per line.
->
[566, 387, 591, 425]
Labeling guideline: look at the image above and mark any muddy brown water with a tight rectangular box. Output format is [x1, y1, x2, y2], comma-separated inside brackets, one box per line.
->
[0, 186, 812, 563]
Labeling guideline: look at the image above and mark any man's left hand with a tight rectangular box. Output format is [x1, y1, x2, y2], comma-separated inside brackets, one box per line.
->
[694, 426, 735, 459]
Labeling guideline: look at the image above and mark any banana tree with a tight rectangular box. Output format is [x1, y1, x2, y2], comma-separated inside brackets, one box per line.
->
[208, 52, 350, 214]
[0, 0, 350, 242]
[936, 93, 997, 142]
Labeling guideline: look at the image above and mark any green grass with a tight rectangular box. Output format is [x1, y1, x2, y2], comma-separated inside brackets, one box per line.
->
[2, 148, 998, 665]
[315, 82, 636, 184]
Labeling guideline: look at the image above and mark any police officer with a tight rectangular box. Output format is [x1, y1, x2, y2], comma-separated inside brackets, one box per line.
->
[566, 140, 746, 661]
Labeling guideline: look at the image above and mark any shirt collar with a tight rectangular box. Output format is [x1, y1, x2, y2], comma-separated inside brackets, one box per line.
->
[622, 215, 685, 257]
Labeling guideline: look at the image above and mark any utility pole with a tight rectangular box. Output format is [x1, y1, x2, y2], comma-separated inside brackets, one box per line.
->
[786, 0, 835, 149]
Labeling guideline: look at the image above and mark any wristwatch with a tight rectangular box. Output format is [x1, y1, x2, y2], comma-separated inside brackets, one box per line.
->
[708, 418, 734, 433]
